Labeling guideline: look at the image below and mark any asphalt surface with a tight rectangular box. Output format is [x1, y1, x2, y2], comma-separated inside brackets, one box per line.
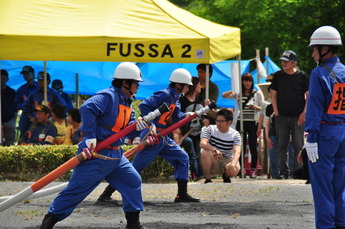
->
[0, 177, 315, 229]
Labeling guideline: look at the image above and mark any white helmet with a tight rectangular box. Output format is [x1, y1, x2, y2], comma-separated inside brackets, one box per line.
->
[308, 26, 342, 47]
[113, 62, 142, 81]
[169, 68, 193, 85]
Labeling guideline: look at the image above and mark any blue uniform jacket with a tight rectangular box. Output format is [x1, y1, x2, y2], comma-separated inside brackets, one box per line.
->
[139, 86, 185, 129]
[59, 91, 74, 111]
[79, 86, 138, 149]
[305, 56, 345, 142]
[19, 120, 57, 145]
[14, 82, 39, 111]
[22, 87, 68, 118]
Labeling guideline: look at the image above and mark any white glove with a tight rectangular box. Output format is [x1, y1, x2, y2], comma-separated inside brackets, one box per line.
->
[136, 117, 147, 131]
[305, 142, 318, 163]
[85, 138, 97, 150]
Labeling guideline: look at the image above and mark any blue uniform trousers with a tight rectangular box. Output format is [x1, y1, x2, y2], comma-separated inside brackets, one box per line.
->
[48, 150, 143, 221]
[132, 131, 189, 181]
[309, 124, 345, 229]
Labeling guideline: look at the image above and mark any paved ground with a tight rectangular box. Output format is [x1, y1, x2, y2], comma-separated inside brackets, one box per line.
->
[0, 177, 315, 229]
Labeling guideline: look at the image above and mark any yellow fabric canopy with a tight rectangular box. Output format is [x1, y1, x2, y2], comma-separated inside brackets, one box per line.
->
[0, 0, 240, 63]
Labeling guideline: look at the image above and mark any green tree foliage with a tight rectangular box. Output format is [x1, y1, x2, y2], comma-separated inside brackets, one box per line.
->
[170, 0, 345, 74]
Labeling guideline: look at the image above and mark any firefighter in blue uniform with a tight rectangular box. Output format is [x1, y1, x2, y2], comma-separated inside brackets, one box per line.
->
[15, 65, 39, 137]
[18, 105, 57, 145]
[22, 71, 68, 133]
[134, 68, 200, 203]
[40, 62, 148, 229]
[305, 26, 345, 229]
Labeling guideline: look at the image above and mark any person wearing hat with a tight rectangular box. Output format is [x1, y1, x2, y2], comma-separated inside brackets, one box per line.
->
[1, 70, 16, 146]
[305, 26, 345, 229]
[52, 79, 74, 111]
[270, 50, 309, 179]
[14, 65, 39, 137]
[40, 62, 149, 229]
[21, 71, 68, 135]
[18, 105, 57, 145]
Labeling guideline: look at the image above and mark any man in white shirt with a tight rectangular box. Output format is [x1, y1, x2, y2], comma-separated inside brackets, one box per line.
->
[200, 109, 241, 183]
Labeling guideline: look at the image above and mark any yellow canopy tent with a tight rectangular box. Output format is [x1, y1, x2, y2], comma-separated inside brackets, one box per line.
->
[0, 0, 240, 63]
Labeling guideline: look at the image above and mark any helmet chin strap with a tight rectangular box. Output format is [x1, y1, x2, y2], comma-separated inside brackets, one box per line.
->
[123, 81, 135, 97]
[176, 84, 184, 94]
[317, 45, 330, 65]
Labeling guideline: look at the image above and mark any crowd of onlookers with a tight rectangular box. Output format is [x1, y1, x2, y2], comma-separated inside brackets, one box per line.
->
[1, 66, 81, 147]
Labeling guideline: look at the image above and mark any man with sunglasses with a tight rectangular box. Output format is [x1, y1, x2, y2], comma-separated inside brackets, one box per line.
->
[200, 109, 241, 184]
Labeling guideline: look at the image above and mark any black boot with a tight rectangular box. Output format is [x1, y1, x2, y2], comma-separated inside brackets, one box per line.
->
[40, 214, 58, 229]
[125, 211, 143, 229]
[96, 184, 116, 204]
[174, 180, 200, 203]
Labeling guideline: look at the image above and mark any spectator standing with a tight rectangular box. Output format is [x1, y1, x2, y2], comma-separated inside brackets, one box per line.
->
[222, 73, 263, 178]
[200, 109, 241, 183]
[40, 62, 147, 229]
[197, 64, 219, 103]
[21, 71, 68, 134]
[52, 79, 74, 111]
[51, 103, 67, 145]
[264, 85, 279, 179]
[63, 108, 82, 145]
[270, 50, 309, 179]
[305, 26, 345, 228]
[175, 76, 204, 179]
[18, 105, 57, 145]
[1, 70, 16, 146]
[14, 65, 39, 137]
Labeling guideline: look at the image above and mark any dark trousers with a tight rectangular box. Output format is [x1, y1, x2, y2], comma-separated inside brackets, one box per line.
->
[236, 120, 258, 170]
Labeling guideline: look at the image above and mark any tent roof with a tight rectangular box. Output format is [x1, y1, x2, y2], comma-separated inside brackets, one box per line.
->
[0, 0, 240, 63]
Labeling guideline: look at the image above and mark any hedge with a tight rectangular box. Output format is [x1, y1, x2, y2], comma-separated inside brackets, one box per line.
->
[0, 145, 174, 182]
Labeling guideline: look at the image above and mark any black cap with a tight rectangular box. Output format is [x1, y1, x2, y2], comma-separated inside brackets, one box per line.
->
[279, 50, 297, 61]
[20, 65, 35, 74]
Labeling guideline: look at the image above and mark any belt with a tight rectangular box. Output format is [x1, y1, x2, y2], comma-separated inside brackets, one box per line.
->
[320, 121, 344, 125]
[105, 146, 120, 150]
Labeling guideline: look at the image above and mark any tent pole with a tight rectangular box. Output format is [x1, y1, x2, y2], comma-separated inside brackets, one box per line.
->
[75, 73, 79, 108]
[256, 49, 260, 84]
[237, 55, 244, 179]
[43, 61, 47, 106]
[0, 65, 2, 145]
[265, 47, 269, 75]
[206, 64, 209, 101]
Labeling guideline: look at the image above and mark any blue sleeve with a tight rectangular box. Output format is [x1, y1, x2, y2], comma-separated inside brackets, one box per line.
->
[53, 91, 69, 110]
[39, 125, 57, 145]
[79, 94, 109, 139]
[22, 93, 34, 116]
[173, 99, 186, 122]
[14, 86, 24, 111]
[63, 92, 74, 110]
[139, 90, 169, 116]
[305, 68, 325, 143]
